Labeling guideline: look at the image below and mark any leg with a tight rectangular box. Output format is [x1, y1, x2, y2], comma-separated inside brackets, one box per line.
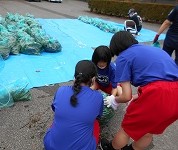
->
[132, 133, 153, 150]
[93, 119, 100, 144]
[100, 128, 130, 150]
[163, 42, 177, 65]
[112, 128, 130, 149]
[163, 42, 174, 57]
[101, 128, 152, 150]
[137, 25, 142, 32]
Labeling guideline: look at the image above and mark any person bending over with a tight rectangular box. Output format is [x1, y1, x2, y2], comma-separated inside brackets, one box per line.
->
[100, 31, 178, 150]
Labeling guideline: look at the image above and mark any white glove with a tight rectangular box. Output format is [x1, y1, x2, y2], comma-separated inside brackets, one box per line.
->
[104, 95, 119, 110]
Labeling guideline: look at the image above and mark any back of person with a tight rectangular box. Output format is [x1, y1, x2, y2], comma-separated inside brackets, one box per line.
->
[44, 86, 103, 150]
[115, 44, 178, 87]
[44, 60, 104, 150]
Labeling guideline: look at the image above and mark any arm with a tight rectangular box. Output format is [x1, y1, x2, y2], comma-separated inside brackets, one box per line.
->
[111, 88, 118, 97]
[110, 63, 121, 96]
[115, 81, 132, 103]
[104, 81, 132, 110]
[90, 78, 98, 90]
[157, 6, 177, 35]
[157, 19, 171, 35]
[111, 85, 122, 96]
[153, 6, 176, 44]
[153, 19, 171, 43]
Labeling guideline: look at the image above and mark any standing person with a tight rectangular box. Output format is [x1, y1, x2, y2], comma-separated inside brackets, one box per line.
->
[44, 60, 104, 150]
[100, 31, 178, 150]
[128, 8, 142, 32]
[153, 5, 178, 65]
[91, 45, 122, 101]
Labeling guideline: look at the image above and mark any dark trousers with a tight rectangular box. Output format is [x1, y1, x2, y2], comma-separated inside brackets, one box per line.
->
[163, 32, 178, 65]
[137, 25, 142, 32]
[163, 43, 178, 65]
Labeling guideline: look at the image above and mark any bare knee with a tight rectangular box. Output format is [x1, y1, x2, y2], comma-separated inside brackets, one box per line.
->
[112, 128, 130, 149]
[133, 134, 153, 150]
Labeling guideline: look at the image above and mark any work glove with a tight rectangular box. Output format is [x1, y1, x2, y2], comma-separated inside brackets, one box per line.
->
[153, 34, 160, 44]
[104, 95, 119, 110]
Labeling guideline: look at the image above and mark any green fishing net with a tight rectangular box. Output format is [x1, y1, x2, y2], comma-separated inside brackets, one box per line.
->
[0, 84, 14, 109]
[152, 41, 161, 48]
[0, 13, 62, 59]
[99, 91, 115, 127]
[0, 77, 32, 109]
[78, 16, 120, 33]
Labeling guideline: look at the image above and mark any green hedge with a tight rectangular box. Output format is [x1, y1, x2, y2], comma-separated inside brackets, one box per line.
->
[88, 0, 175, 23]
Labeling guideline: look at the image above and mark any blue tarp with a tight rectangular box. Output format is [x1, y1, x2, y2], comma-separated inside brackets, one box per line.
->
[0, 18, 166, 89]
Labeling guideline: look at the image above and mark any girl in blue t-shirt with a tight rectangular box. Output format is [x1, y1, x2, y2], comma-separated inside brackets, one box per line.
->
[44, 60, 104, 150]
[91, 45, 122, 99]
[100, 31, 178, 150]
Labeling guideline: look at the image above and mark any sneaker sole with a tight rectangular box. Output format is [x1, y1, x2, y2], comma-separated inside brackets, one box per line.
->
[99, 142, 104, 150]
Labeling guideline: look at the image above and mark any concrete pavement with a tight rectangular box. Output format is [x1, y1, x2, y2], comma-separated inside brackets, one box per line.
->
[0, 0, 178, 150]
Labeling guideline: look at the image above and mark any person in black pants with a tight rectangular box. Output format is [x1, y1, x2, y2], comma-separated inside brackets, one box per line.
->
[153, 5, 178, 65]
[128, 8, 142, 32]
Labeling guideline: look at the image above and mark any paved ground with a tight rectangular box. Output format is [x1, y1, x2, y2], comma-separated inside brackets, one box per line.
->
[0, 0, 178, 150]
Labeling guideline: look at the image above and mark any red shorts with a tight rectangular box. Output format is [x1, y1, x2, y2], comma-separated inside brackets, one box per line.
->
[122, 81, 178, 141]
[97, 83, 112, 95]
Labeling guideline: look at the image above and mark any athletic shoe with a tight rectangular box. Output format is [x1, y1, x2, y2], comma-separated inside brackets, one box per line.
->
[121, 144, 134, 150]
[99, 138, 115, 150]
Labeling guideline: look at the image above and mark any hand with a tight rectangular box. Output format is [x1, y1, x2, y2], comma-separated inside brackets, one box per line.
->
[104, 95, 119, 110]
[153, 34, 160, 44]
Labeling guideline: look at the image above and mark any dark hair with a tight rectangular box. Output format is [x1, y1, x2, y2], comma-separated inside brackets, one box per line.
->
[92, 45, 112, 67]
[109, 31, 138, 56]
[70, 60, 97, 107]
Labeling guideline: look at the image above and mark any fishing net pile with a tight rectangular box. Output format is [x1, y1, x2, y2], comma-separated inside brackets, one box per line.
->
[0, 13, 62, 60]
[78, 16, 120, 34]
[0, 56, 31, 109]
[0, 82, 31, 109]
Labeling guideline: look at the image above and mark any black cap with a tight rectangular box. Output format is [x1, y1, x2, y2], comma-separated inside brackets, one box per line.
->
[128, 8, 135, 15]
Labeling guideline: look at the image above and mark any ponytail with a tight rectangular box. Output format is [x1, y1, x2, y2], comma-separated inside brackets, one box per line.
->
[70, 74, 82, 107]
[70, 60, 97, 107]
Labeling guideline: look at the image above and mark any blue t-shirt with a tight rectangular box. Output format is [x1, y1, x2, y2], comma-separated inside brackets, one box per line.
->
[44, 86, 103, 150]
[115, 44, 178, 87]
[96, 63, 117, 88]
